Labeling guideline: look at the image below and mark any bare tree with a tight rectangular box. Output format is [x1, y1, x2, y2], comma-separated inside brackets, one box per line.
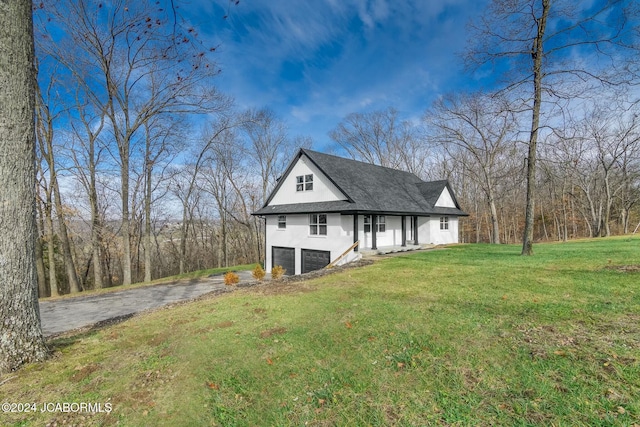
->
[552, 103, 640, 237]
[171, 116, 235, 274]
[241, 108, 291, 203]
[466, 0, 640, 255]
[37, 0, 227, 285]
[329, 107, 429, 175]
[67, 88, 108, 289]
[35, 69, 83, 293]
[0, 0, 49, 372]
[425, 93, 521, 244]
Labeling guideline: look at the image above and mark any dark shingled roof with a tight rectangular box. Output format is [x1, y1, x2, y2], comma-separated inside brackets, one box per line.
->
[253, 149, 467, 216]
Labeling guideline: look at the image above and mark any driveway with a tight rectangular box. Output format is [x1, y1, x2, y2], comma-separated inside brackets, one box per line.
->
[39, 271, 257, 337]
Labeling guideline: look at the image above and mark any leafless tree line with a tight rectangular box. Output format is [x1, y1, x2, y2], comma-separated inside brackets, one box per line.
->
[329, 91, 640, 245]
[31, 0, 640, 298]
[33, 0, 300, 296]
[331, 0, 640, 251]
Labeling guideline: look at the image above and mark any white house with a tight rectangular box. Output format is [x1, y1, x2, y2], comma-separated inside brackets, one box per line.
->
[252, 149, 467, 275]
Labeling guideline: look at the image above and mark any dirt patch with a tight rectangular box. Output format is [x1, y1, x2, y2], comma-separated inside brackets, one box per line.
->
[149, 331, 171, 346]
[70, 363, 99, 382]
[605, 264, 640, 272]
[215, 320, 234, 329]
[260, 327, 287, 339]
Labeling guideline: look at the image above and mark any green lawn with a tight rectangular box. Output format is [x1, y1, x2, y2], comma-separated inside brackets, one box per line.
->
[3, 237, 639, 426]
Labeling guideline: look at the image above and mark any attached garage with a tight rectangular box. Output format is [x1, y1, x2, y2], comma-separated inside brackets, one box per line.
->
[301, 249, 330, 274]
[272, 246, 295, 276]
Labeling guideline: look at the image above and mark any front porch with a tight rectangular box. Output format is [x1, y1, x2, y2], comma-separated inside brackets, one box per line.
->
[359, 243, 434, 256]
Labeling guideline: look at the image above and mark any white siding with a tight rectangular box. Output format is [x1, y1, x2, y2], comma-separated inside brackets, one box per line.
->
[435, 187, 456, 208]
[358, 215, 403, 249]
[265, 213, 353, 275]
[270, 154, 347, 205]
[265, 213, 460, 275]
[419, 216, 459, 245]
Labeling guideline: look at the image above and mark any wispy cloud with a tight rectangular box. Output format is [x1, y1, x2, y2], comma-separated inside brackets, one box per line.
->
[189, 0, 485, 144]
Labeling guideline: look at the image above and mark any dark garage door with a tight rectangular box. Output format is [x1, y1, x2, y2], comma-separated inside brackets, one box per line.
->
[272, 246, 295, 276]
[301, 249, 330, 274]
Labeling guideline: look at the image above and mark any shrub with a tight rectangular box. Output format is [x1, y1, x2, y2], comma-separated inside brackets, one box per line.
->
[271, 265, 286, 280]
[252, 264, 266, 281]
[224, 271, 240, 286]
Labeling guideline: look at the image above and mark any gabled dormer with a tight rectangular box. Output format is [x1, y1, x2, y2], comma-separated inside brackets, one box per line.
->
[266, 151, 349, 206]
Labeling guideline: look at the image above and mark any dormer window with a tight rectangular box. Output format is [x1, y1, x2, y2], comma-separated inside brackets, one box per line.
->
[296, 174, 313, 192]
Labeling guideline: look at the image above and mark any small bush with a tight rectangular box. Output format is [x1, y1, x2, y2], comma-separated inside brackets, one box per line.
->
[224, 271, 240, 286]
[252, 264, 266, 281]
[271, 265, 286, 280]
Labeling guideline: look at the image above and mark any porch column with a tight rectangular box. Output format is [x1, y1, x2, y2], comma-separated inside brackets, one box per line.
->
[353, 214, 359, 251]
[372, 214, 377, 250]
[413, 216, 418, 245]
[401, 215, 406, 247]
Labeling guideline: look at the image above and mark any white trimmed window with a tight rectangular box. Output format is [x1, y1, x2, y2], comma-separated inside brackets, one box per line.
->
[277, 215, 286, 229]
[296, 174, 313, 192]
[364, 215, 385, 232]
[440, 216, 449, 230]
[377, 215, 386, 232]
[309, 213, 327, 235]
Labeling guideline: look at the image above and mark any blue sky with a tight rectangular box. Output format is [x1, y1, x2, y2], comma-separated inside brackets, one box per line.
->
[184, 0, 488, 149]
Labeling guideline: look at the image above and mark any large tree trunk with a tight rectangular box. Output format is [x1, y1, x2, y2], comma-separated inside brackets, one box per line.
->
[0, 0, 49, 372]
[522, 0, 549, 256]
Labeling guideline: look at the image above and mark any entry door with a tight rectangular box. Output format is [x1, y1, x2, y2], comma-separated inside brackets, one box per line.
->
[301, 249, 330, 274]
[272, 246, 295, 276]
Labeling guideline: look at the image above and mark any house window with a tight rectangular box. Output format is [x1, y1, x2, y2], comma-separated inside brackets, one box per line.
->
[309, 214, 327, 235]
[364, 215, 385, 232]
[440, 216, 449, 230]
[296, 174, 314, 192]
[277, 215, 286, 229]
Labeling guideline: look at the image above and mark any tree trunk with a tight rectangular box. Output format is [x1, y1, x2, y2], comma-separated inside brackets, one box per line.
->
[144, 171, 152, 283]
[34, 210, 48, 298]
[487, 191, 500, 244]
[53, 177, 81, 292]
[44, 199, 59, 297]
[90, 208, 105, 289]
[602, 174, 612, 237]
[522, 0, 549, 256]
[121, 155, 132, 285]
[0, 0, 49, 372]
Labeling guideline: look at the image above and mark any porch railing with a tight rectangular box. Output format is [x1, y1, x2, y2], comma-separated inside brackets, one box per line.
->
[326, 240, 360, 269]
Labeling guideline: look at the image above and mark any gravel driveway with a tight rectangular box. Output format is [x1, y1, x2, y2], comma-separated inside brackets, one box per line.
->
[39, 271, 256, 337]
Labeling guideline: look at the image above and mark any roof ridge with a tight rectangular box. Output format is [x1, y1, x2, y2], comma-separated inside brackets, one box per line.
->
[302, 148, 423, 178]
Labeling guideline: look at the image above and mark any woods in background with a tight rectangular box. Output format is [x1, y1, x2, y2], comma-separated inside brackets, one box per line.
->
[33, 0, 640, 297]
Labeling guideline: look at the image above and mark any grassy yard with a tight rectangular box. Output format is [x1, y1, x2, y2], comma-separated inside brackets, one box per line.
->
[2, 237, 639, 426]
